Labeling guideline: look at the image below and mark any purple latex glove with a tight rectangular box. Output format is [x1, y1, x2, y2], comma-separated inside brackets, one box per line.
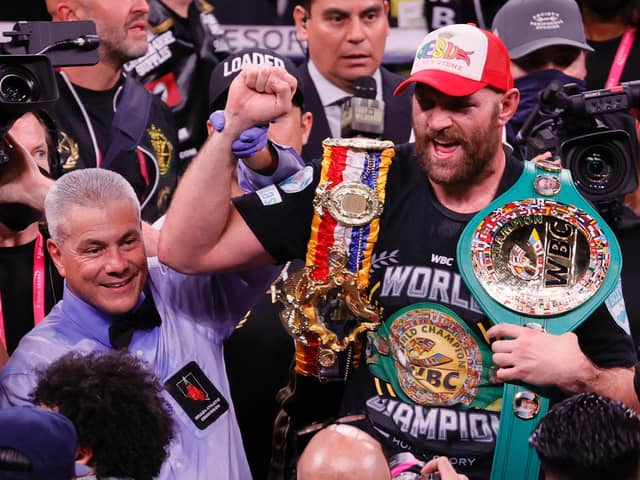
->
[209, 110, 269, 159]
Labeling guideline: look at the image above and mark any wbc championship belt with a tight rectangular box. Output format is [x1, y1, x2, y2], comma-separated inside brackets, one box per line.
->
[274, 138, 395, 380]
[457, 158, 623, 480]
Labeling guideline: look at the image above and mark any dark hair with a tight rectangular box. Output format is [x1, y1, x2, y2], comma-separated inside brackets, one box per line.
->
[297, 0, 388, 17]
[297, 0, 311, 11]
[530, 393, 640, 480]
[31, 351, 174, 480]
[0, 447, 32, 472]
[512, 45, 581, 73]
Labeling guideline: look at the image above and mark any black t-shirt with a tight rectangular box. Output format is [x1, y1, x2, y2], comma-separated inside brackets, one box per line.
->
[72, 83, 150, 204]
[72, 82, 118, 152]
[234, 144, 637, 479]
[50, 72, 180, 223]
[0, 233, 63, 354]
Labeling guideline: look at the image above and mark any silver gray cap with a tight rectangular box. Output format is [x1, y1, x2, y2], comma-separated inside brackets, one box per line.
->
[492, 0, 593, 59]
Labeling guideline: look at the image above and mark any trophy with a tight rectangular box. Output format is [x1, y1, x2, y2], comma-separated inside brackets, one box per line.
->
[274, 138, 395, 380]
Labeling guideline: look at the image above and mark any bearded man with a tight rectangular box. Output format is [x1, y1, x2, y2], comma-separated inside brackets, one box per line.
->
[159, 23, 637, 479]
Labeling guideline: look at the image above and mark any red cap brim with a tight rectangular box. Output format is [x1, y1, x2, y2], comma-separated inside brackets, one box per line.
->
[394, 70, 488, 97]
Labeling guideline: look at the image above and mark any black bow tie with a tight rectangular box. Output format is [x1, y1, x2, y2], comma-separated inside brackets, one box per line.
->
[108, 292, 162, 349]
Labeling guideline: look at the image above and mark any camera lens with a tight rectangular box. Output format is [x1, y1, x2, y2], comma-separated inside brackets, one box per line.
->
[573, 144, 624, 196]
[583, 150, 611, 183]
[0, 71, 36, 103]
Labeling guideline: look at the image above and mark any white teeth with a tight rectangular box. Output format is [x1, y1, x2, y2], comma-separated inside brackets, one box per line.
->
[434, 140, 456, 148]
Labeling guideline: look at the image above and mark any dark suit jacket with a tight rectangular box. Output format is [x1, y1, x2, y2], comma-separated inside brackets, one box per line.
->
[298, 63, 414, 161]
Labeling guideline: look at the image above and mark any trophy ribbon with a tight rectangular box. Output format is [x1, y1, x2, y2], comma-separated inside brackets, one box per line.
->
[274, 138, 395, 379]
[457, 159, 622, 480]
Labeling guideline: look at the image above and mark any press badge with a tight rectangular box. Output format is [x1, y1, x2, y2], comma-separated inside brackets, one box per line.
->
[164, 361, 229, 430]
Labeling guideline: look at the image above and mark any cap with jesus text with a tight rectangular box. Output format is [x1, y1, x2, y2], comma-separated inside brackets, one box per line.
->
[394, 23, 514, 97]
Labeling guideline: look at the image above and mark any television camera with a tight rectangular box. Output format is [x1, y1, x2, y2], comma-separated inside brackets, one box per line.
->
[0, 20, 99, 166]
[517, 80, 640, 224]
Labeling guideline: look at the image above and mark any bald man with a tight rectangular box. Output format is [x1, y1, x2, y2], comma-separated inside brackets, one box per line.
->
[297, 424, 391, 480]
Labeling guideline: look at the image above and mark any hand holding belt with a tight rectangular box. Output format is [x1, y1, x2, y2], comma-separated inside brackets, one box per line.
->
[457, 158, 622, 480]
[274, 138, 394, 379]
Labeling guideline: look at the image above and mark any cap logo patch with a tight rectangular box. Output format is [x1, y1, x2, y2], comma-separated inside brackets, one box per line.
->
[393, 24, 510, 97]
[222, 52, 286, 78]
[417, 38, 474, 67]
[530, 11, 563, 31]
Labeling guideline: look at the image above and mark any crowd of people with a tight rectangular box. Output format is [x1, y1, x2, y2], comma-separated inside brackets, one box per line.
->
[1, 1, 640, 479]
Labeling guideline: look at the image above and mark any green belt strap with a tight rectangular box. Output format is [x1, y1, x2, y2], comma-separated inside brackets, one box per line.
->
[457, 159, 622, 480]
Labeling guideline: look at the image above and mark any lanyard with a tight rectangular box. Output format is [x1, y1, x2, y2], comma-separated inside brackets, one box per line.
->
[605, 26, 637, 88]
[0, 232, 46, 351]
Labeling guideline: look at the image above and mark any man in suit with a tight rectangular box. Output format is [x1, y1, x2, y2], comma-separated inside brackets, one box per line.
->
[293, 0, 413, 160]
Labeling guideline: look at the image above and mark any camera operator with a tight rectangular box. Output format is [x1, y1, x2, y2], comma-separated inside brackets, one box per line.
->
[493, 0, 639, 205]
[492, 0, 596, 157]
[0, 113, 62, 355]
[493, 0, 640, 351]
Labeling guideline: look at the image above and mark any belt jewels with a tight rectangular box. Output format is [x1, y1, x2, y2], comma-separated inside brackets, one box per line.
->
[457, 158, 622, 480]
[275, 138, 395, 378]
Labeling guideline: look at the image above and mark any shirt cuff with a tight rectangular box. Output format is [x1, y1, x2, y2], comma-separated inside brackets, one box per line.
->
[237, 142, 305, 192]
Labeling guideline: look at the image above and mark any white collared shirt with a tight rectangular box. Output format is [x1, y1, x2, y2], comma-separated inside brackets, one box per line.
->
[307, 59, 383, 138]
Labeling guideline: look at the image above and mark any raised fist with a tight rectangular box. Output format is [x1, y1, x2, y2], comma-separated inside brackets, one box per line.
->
[224, 65, 296, 133]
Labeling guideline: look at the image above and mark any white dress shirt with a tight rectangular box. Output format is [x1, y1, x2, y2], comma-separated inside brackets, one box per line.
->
[307, 59, 383, 138]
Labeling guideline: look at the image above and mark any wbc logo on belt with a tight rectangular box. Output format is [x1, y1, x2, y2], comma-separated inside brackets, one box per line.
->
[471, 199, 610, 316]
[387, 307, 482, 406]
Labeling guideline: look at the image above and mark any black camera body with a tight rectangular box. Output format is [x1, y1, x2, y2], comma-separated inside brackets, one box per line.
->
[0, 20, 99, 163]
[517, 80, 640, 221]
[0, 54, 58, 126]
